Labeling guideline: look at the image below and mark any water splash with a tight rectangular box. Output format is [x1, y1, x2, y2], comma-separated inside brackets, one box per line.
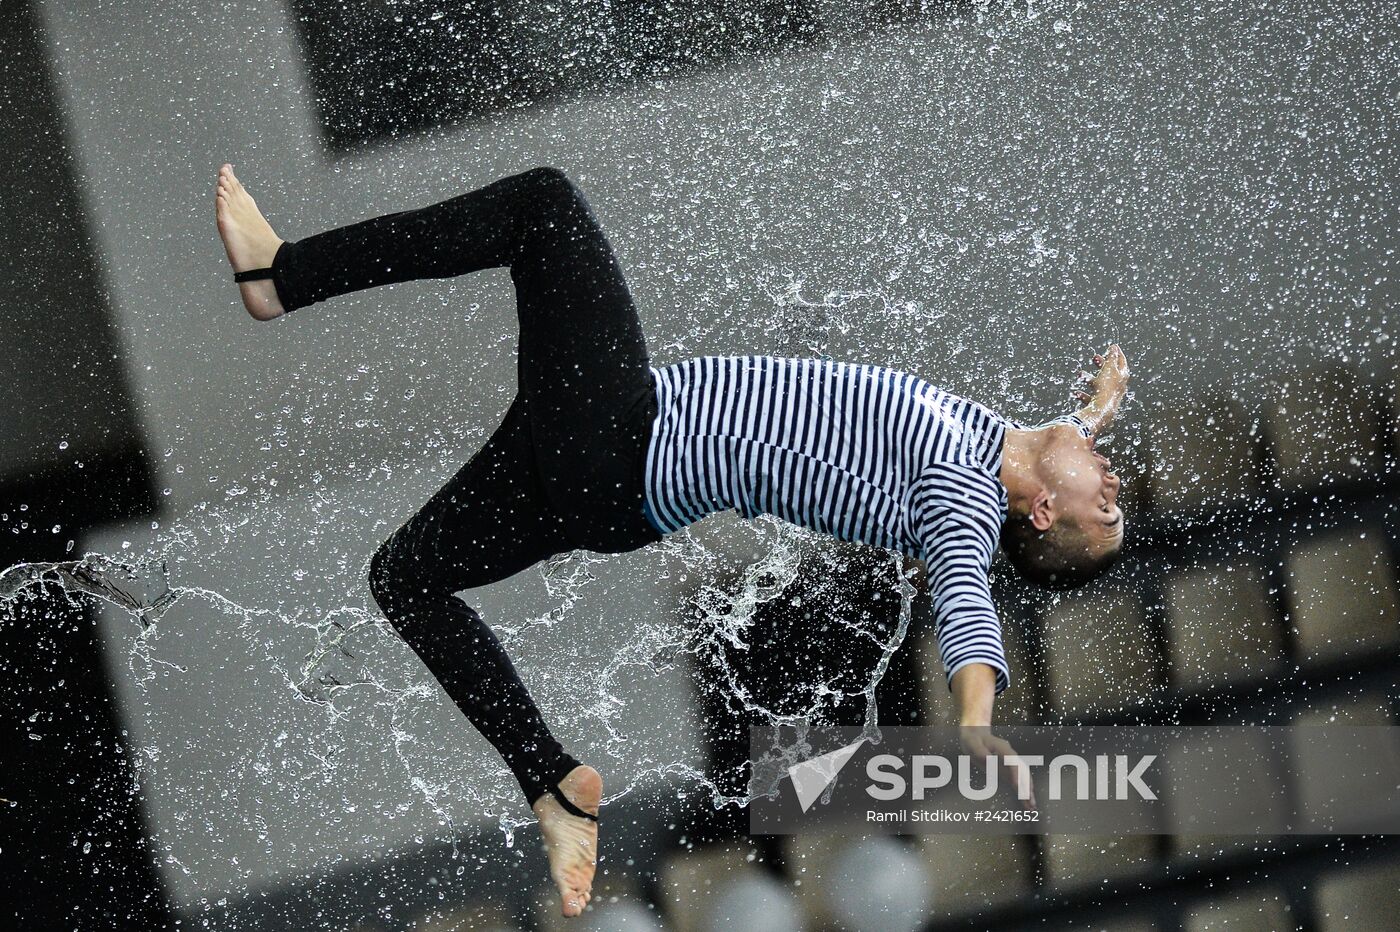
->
[1, 556, 181, 629]
[0, 279, 927, 868]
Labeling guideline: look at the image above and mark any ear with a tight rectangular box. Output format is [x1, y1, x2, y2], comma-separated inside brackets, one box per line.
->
[1029, 488, 1055, 532]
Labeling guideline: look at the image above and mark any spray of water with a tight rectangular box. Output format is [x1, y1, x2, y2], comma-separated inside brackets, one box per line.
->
[0, 282, 926, 862]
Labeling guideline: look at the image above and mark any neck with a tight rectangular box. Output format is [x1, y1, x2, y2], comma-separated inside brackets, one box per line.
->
[999, 427, 1046, 516]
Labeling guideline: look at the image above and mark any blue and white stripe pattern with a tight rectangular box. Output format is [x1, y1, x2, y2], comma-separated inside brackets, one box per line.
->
[641, 355, 1082, 695]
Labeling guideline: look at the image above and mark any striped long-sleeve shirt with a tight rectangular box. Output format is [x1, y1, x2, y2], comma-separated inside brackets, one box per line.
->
[641, 355, 1088, 695]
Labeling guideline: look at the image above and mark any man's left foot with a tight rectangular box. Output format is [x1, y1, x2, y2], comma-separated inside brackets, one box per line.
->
[215, 163, 286, 321]
[532, 765, 601, 918]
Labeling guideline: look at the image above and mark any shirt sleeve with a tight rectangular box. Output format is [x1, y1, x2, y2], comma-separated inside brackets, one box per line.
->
[1037, 413, 1093, 438]
[909, 467, 1012, 695]
[1008, 413, 1092, 439]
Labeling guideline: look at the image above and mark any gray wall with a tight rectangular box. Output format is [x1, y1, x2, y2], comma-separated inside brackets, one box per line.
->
[31, 0, 1398, 909]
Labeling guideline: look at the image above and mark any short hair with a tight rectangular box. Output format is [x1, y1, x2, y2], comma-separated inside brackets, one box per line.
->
[1001, 512, 1122, 591]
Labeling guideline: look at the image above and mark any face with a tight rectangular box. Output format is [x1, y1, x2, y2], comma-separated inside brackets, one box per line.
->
[1039, 426, 1124, 559]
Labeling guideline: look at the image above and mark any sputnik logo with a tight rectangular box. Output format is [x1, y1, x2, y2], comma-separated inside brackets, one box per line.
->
[787, 738, 868, 812]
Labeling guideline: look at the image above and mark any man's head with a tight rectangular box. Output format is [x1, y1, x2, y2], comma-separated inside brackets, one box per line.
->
[1001, 424, 1124, 590]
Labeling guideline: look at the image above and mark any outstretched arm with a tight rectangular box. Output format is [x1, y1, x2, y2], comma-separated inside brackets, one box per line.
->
[934, 593, 1038, 810]
[914, 474, 1037, 809]
[921, 516, 1011, 696]
[1072, 344, 1131, 435]
[951, 662, 997, 726]
[903, 557, 1002, 724]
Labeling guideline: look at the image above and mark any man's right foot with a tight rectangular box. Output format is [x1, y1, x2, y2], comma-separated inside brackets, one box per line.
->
[215, 164, 286, 321]
[532, 765, 602, 918]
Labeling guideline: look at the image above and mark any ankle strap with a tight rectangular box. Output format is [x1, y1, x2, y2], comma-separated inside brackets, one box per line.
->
[548, 784, 599, 822]
[233, 267, 274, 283]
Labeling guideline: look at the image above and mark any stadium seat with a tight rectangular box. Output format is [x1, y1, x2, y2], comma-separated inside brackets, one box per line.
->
[534, 873, 662, 932]
[785, 833, 845, 929]
[1263, 366, 1382, 489]
[786, 835, 932, 932]
[699, 871, 804, 932]
[1164, 728, 1283, 851]
[1042, 589, 1165, 718]
[1041, 834, 1158, 889]
[1146, 392, 1263, 513]
[1285, 531, 1400, 664]
[1290, 694, 1400, 832]
[917, 835, 1031, 917]
[1162, 563, 1284, 687]
[1182, 886, 1293, 931]
[659, 844, 785, 932]
[1315, 861, 1400, 930]
[1295, 692, 1395, 725]
[562, 896, 665, 932]
[1170, 834, 1278, 861]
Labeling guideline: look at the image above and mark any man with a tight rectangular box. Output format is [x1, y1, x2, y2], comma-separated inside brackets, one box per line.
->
[216, 163, 1128, 917]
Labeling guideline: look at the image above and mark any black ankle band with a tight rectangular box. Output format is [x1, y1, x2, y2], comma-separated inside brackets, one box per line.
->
[233, 267, 275, 283]
[548, 784, 599, 822]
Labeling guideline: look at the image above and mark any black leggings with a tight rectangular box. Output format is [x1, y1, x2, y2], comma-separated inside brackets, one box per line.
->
[271, 167, 663, 805]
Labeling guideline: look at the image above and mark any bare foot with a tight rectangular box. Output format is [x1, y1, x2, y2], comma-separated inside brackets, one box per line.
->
[532, 765, 602, 918]
[215, 163, 286, 321]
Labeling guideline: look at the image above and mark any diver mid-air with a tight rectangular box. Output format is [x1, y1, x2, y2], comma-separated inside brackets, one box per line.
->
[216, 163, 1127, 917]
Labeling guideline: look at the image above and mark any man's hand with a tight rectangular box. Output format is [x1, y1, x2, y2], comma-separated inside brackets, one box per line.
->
[949, 665, 1035, 810]
[1072, 344, 1131, 435]
[960, 725, 1038, 810]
